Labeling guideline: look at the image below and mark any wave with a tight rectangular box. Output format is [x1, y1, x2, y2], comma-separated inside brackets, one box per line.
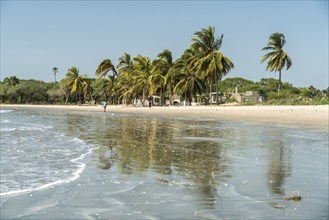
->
[0, 145, 95, 198]
[1, 125, 53, 132]
[0, 109, 97, 199]
[0, 110, 14, 114]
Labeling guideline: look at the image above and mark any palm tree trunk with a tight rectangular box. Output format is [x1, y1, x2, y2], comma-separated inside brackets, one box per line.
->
[169, 82, 173, 105]
[215, 75, 219, 105]
[78, 92, 82, 105]
[160, 87, 164, 106]
[142, 89, 146, 107]
[278, 70, 282, 93]
[89, 91, 94, 104]
[209, 80, 213, 105]
[65, 91, 69, 104]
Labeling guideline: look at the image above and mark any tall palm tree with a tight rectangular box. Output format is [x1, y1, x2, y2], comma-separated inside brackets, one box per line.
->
[52, 67, 58, 82]
[95, 59, 117, 79]
[191, 26, 234, 104]
[261, 32, 292, 93]
[65, 66, 88, 105]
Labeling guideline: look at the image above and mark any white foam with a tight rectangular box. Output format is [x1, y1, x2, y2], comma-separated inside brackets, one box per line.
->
[0, 188, 33, 197]
[1, 125, 53, 132]
[0, 144, 96, 198]
[0, 110, 13, 114]
[69, 147, 95, 182]
[0, 128, 16, 132]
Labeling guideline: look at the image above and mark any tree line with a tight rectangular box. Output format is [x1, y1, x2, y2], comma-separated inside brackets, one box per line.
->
[1, 76, 327, 105]
[1, 26, 328, 105]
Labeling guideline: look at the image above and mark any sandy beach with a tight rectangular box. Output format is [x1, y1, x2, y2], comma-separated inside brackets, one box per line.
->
[1, 104, 328, 132]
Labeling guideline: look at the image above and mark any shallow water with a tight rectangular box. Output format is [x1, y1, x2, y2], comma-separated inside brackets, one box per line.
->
[0, 108, 328, 219]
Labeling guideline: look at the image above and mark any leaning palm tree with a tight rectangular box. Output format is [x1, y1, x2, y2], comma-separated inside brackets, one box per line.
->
[191, 26, 234, 104]
[65, 66, 88, 105]
[52, 67, 58, 82]
[261, 32, 292, 93]
[95, 59, 117, 79]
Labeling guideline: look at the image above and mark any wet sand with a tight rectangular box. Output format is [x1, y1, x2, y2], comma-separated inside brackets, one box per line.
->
[1, 104, 328, 132]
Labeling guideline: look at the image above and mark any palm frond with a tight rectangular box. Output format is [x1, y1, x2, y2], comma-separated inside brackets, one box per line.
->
[95, 59, 117, 78]
[286, 54, 292, 70]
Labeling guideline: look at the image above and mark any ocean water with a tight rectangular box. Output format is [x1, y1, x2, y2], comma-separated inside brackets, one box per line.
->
[0, 108, 328, 219]
[0, 109, 95, 197]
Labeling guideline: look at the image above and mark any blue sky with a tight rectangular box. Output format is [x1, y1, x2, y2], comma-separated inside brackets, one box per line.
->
[1, 0, 328, 89]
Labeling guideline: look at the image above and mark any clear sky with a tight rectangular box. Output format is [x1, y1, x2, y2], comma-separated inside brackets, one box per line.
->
[1, 0, 328, 89]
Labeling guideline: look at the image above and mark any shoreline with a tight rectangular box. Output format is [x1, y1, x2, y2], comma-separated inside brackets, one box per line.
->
[1, 104, 328, 132]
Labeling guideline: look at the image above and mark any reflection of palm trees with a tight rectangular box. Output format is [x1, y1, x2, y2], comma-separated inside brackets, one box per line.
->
[174, 140, 226, 208]
[266, 131, 292, 195]
[110, 117, 230, 208]
[58, 112, 232, 209]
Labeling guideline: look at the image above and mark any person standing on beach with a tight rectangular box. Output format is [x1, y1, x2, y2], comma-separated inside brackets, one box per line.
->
[102, 101, 107, 112]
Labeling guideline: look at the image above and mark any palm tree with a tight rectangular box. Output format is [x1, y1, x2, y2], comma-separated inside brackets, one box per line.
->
[4, 76, 20, 87]
[65, 66, 88, 105]
[117, 53, 134, 76]
[52, 67, 58, 82]
[130, 55, 153, 106]
[261, 32, 292, 93]
[191, 26, 234, 104]
[110, 53, 135, 104]
[152, 49, 175, 105]
[115, 73, 133, 104]
[174, 56, 205, 103]
[95, 59, 118, 79]
[93, 76, 115, 103]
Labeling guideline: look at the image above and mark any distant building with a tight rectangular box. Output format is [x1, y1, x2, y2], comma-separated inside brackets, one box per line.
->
[210, 92, 226, 104]
[231, 89, 263, 103]
[152, 95, 161, 106]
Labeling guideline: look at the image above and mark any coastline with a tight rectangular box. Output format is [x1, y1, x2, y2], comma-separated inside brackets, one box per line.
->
[1, 104, 328, 132]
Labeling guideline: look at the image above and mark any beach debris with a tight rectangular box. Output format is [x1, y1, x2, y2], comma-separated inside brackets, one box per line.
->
[285, 190, 302, 201]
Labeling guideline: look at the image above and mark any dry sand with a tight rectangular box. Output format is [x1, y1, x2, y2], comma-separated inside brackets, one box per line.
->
[1, 104, 328, 132]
